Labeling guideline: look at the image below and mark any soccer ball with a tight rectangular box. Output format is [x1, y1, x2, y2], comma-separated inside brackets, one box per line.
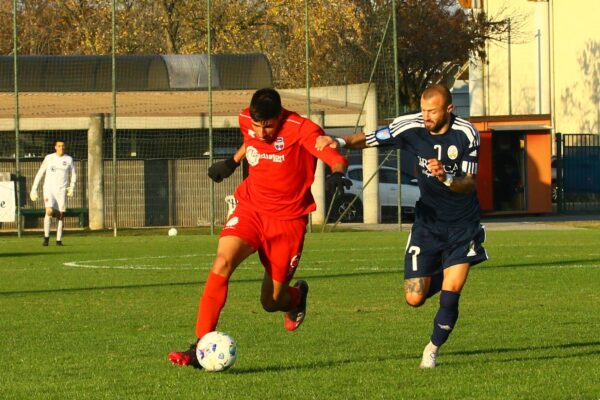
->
[168, 227, 178, 236]
[196, 331, 237, 372]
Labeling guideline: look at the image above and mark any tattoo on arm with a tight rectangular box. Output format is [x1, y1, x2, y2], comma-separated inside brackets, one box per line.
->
[451, 174, 476, 194]
[344, 133, 368, 149]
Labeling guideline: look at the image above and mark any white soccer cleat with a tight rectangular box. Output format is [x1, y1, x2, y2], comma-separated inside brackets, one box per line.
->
[419, 342, 438, 369]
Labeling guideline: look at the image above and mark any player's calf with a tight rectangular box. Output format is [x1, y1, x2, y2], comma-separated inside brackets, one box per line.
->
[431, 290, 460, 347]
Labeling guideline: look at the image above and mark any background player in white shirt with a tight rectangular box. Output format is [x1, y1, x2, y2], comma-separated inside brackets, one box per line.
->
[30, 140, 76, 246]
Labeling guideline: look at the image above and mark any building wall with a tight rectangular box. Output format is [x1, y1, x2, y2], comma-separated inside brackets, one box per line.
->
[484, 1, 546, 116]
[551, 1, 600, 133]
[481, 0, 599, 134]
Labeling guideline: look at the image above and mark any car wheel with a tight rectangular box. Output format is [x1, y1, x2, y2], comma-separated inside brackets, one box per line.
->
[329, 196, 362, 223]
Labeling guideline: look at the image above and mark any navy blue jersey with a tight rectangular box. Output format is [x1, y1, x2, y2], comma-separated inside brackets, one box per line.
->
[365, 112, 480, 225]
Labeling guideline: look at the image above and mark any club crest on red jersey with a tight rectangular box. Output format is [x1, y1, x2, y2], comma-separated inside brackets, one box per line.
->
[274, 137, 284, 151]
[246, 146, 259, 166]
[286, 253, 302, 280]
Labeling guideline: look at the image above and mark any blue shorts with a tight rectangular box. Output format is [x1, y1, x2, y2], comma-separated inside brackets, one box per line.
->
[403, 222, 487, 279]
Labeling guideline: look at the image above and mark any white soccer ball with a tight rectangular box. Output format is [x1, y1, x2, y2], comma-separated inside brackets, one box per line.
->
[168, 227, 178, 236]
[196, 331, 237, 372]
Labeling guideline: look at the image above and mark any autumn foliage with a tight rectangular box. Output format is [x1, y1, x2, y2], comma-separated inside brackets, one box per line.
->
[0, 0, 507, 109]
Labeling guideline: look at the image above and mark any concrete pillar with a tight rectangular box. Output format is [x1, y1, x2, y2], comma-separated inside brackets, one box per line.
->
[362, 86, 379, 224]
[88, 114, 105, 230]
[311, 111, 326, 225]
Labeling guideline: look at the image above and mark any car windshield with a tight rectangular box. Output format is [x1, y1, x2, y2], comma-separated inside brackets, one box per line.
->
[348, 167, 416, 185]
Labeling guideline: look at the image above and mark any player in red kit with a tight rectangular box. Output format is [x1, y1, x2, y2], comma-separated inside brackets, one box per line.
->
[168, 88, 350, 368]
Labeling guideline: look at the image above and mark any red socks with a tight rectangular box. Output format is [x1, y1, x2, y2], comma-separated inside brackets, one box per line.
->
[195, 274, 302, 338]
[195, 272, 229, 339]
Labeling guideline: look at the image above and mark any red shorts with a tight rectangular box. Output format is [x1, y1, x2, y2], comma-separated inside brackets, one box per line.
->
[220, 201, 307, 283]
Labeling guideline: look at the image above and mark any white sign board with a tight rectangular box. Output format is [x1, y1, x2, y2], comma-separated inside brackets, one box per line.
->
[0, 181, 16, 222]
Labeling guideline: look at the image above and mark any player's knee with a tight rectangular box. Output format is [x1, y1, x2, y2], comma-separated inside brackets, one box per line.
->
[405, 293, 426, 308]
[210, 255, 236, 277]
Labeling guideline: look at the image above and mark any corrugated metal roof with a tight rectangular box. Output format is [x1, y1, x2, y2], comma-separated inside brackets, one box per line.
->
[0, 54, 272, 92]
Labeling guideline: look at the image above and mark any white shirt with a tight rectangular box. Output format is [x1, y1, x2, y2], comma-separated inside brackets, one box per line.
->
[32, 153, 76, 193]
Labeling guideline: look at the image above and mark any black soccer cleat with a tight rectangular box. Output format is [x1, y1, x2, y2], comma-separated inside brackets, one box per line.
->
[284, 280, 309, 331]
[168, 341, 202, 369]
[56, 241, 63, 246]
[42, 237, 49, 247]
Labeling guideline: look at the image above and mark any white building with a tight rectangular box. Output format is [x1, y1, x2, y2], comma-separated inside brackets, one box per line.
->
[462, 0, 600, 134]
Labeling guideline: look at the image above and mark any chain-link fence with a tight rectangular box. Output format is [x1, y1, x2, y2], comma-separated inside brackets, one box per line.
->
[0, 1, 410, 234]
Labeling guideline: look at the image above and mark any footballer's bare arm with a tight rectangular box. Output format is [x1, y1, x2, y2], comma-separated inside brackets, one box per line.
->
[448, 173, 477, 194]
[340, 132, 368, 149]
[232, 144, 246, 164]
[315, 132, 368, 151]
[427, 158, 477, 194]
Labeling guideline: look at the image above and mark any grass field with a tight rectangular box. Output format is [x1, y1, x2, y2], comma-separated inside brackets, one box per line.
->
[1, 227, 599, 399]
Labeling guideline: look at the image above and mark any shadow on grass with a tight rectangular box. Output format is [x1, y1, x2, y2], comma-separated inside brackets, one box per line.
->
[4, 254, 599, 296]
[442, 340, 600, 365]
[230, 352, 418, 375]
[229, 341, 600, 374]
[0, 252, 62, 258]
[6, 255, 600, 296]
[0, 270, 397, 296]
[478, 258, 600, 270]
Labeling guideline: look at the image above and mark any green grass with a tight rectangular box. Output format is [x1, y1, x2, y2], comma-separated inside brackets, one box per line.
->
[1, 228, 599, 399]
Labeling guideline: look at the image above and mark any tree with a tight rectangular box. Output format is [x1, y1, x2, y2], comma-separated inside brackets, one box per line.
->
[368, 0, 512, 109]
[0, 0, 113, 55]
[0, 0, 511, 110]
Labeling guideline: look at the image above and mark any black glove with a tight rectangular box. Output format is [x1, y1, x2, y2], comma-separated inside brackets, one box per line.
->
[208, 157, 240, 183]
[326, 172, 352, 195]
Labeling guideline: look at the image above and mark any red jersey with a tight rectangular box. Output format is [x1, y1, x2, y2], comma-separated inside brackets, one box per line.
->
[234, 108, 347, 219]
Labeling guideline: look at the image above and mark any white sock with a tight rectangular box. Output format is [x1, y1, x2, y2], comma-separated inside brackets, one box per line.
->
[57, 220, 64, 241]
[44, 215, 51, 238]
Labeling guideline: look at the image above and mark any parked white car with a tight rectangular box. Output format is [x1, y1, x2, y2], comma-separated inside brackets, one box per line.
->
[327, 165, 420, 222]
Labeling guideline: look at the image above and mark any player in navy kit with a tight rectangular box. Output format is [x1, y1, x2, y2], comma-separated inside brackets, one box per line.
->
[317, 84, 488, 368]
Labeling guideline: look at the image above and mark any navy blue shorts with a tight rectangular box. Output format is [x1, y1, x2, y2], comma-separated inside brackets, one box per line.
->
[403, 222, 488, 279]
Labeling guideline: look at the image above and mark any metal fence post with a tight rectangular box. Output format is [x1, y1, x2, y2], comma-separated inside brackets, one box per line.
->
[555, 132, 563, 213]
[12, 0, 21, 237]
